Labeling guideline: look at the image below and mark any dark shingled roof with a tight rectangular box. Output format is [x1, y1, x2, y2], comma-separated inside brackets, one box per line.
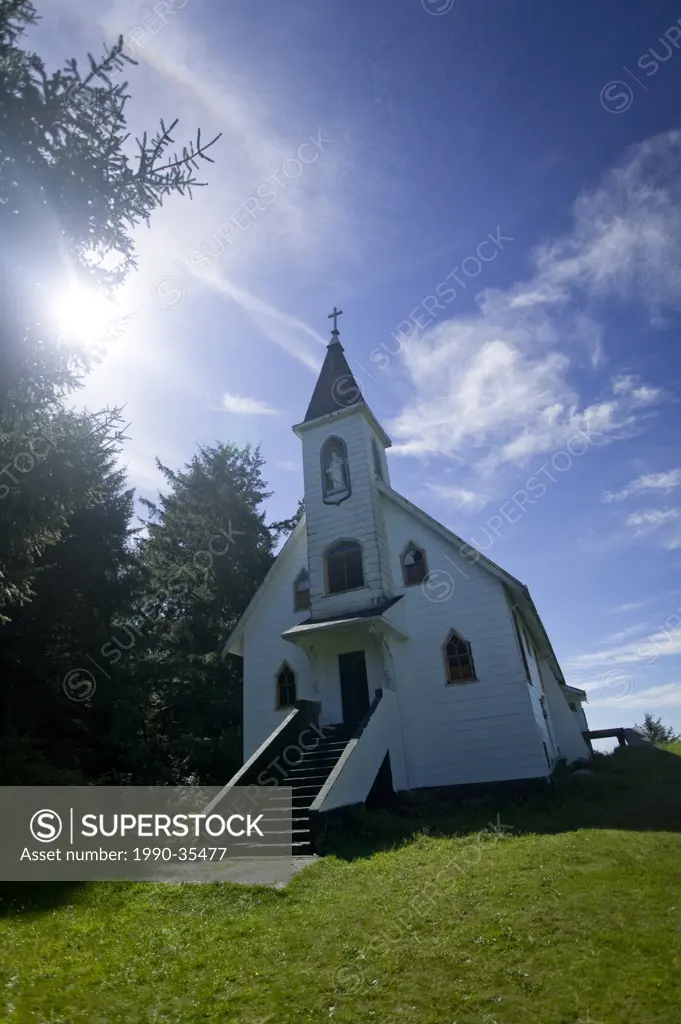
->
[304, 337, 364, 423]
[296, 595, 403, 627]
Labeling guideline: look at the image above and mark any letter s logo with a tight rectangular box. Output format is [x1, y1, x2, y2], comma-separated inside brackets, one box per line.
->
[30, 809, 63, 843]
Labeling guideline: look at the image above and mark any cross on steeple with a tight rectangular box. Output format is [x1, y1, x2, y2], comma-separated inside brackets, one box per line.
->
[328, 306, 343, 338]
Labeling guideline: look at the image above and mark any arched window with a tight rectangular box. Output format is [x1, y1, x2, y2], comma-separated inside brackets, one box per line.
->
[293, 568, 310, 611]
[321, 436, 351, 504]
[402, 543, 428, 586]
[326, 540, 364, 594]
[443, 630, 476, 683]
[276, 662, 297, 708]
[372, 438, 384, 481]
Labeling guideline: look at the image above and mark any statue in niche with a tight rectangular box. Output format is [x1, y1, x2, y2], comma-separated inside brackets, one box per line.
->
[321, 437, 350, 504]
[327, 450, 346, 492]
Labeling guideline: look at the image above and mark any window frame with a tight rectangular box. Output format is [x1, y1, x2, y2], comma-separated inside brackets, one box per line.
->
[443, 629, 477, 684]
[293, 568, 310, 612]
[400, 541, 429, 587]
[275, 662, 297, 709]
[325, 539, 365, 594]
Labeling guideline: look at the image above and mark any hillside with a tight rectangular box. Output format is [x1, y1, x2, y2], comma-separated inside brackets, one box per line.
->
[1, 745, 680, 1023]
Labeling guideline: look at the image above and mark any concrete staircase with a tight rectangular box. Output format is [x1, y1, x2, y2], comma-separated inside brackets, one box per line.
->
[260, 723, 353, 854]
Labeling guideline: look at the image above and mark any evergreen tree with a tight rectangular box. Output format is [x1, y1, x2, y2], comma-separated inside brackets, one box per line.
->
[0, 409, 142, 782]
[635, 712, 680, 746]
[0, 0, 219, 611]
[130, 443, 278, 784]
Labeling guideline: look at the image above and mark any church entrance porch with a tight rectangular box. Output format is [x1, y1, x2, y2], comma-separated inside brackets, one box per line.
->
[338, 650, 371, 726]
[280, 598, 409, 728]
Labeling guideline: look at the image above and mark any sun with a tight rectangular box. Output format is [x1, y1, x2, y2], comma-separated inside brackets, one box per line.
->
[51, 281, 121, 349]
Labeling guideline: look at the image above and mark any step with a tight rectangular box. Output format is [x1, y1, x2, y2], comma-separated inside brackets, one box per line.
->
[286, 776, 331, 788]
[295, 751, 347, 765]
[302, 738, 349, 748]
[303, 740, 349, 752]
[262, 796, 318, 810]
[283, 773, 333, 786]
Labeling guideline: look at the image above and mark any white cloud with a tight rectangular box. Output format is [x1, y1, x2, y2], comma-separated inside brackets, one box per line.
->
[588, 682, 681, 711]
[425, 482, 489, 512]
[513, 131, 681, 320]
[626, 508, 681, 530]
[221, 392, 280, 416]
[611, 600, 648, 614]
[390, 132, 681, 471]
[604, 468, 681, 503]
[565, 624, 681, 673]
[620, 507, 681, 550]
[389, 308, 660, 473]
[206, 277, 325, 371]
[597, 622, 653, 646]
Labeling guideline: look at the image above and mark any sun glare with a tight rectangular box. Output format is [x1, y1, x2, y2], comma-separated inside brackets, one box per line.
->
[51, 282, 120, 349]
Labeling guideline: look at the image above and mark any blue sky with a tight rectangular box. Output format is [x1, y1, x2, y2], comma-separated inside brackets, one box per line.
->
[42, 0, 681, 736]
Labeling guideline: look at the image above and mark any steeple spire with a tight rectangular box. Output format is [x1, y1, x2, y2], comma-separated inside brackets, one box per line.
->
[302, 308, 363, 422]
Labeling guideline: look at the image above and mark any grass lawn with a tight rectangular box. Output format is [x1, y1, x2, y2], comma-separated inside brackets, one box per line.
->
[1, 745, 681, 1023]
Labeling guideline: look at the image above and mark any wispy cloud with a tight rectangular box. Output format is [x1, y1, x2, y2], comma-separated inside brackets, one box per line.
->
[626, 508, 681, 530]
[390, 132, 681, 473]
[220, 392, 280, 416]
[611, 600, 648, 614]
[588, 682, 681, 710]
[510, 131, 681, 321]
[51, 0, 349, 363]
[604, 468, 681, 503]
[425, 482, 489, 512]
[622, 507, 681, 550]
[597, 622, 654, 646]
[566, 628, 681, 673]
[206, 278, 326, 371]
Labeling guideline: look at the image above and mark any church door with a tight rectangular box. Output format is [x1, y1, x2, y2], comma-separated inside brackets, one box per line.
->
[338, 650, 371, 727]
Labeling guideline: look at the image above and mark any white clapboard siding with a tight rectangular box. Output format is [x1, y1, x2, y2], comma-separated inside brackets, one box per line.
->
[241, 526, 313, 759]
[516, 620, 558, 761]
[301, 412, 394, 619]
[381, 493, 548, 786]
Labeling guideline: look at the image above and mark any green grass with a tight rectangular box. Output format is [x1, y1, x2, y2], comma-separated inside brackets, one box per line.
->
[2, 746, 681, 1023]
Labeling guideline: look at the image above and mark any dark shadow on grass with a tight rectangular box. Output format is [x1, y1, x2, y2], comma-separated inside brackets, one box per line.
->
[318, 745, 681, 861]
[0, 881, 85, 918]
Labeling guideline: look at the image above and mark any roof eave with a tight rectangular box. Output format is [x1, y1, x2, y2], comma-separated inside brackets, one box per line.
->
[293, 402, 392, 448]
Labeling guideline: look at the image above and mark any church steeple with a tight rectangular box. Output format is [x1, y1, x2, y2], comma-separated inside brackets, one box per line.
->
[303, 307, 364, 423]
[295, 311, 394, 618]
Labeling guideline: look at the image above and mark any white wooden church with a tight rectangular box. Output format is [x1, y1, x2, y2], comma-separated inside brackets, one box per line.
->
[223, 312, 590, 844]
